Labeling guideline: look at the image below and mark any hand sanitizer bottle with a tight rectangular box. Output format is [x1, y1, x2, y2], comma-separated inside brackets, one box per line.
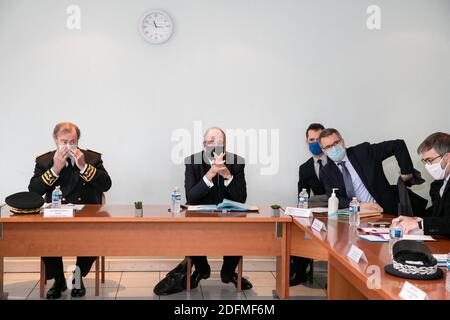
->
[328, 188, 339, 219]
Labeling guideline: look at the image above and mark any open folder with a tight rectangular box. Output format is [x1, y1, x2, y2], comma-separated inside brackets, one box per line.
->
[187, 199, 258, 212]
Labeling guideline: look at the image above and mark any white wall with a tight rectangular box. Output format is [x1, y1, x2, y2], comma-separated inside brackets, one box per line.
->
[0, 0, 449, 206]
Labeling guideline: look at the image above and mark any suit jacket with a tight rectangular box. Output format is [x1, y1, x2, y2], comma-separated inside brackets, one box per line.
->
[184, 151, 247, 205]
[424, 179, 450, 236]
[28, 149, 112, 204]
[298, 157, 326, 196]
[320, 140, 414, 214]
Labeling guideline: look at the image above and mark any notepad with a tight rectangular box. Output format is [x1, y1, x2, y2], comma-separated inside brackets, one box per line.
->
[337, 209, 382, 218]
[187, 199, 258, 212]
[358, 233, 435, 242]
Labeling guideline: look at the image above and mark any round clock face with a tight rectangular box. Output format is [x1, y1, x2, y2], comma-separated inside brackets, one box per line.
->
[139, 10, 173, 44]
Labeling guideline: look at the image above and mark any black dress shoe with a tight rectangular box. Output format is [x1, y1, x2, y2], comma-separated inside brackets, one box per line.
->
[71, 277, 86, 297]
[46, 279, 67, 299]
[190, 269, 210, 289]
[221, 273, 253, 290]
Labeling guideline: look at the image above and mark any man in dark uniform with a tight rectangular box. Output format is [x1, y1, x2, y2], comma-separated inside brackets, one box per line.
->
[28, 122, 112, 299]
[184, 127, 252, 290]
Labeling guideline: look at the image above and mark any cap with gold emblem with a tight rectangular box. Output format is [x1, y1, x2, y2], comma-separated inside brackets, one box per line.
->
[5, 191, 44, 214]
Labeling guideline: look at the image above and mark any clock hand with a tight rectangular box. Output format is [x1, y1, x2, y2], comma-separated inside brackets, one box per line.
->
[153, 20, 158, 28]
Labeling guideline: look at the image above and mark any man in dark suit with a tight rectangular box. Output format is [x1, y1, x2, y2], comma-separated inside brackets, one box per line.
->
[28, 122, 112, 299]
[184, 127, 252, 290]
[291, 123, 328, 286]
[298, 123, 327, 197]
[394, 132, 450, 237]
[318, 128, 414, 214]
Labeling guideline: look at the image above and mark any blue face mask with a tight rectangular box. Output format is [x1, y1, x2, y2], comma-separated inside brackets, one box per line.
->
[308, 142, 323, 156]
[327, 143, 346, 162]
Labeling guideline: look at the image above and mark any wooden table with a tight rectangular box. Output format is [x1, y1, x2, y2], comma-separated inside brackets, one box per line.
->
[292, 214, 450, 300]
[0, 205, 291, 299]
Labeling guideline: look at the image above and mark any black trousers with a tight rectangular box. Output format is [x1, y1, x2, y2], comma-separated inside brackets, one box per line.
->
[290, 256, 311, 279]
[42, 256, 97, 280]
[190, 256, 241, 279]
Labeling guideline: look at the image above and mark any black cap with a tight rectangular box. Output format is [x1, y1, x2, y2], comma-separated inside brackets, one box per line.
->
[5, 191, 44, 214]
[384, 240, 444, 280]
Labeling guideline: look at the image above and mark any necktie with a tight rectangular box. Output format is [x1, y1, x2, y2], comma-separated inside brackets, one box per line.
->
[339, 161, 356, 199]
[317, 159, 323, 180]
[317, 159, 323, 169]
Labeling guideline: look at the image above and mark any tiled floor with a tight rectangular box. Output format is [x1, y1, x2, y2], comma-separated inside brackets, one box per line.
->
[3, 269, 327, 300]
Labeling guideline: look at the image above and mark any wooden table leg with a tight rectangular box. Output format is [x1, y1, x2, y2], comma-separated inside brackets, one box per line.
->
[274, 223, 289, 299]
[95, 258, 100, 296]
[101, 256, 105, 284]
[237, 257, 243, 292]
[40, 258, 46, 298]
[0, 256, 8, 300]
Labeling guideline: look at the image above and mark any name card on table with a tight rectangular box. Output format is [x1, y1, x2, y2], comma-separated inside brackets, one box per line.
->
[43, 208, 74, 218]
[311, 219, 327, 232]
[284, 207, 312, 218]
[399, 281, 428, 300]
[347, 245, 368, 263]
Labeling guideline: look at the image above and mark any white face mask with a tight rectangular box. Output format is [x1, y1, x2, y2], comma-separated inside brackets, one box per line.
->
[425, 157, 449, 180]
[58, 144, 77, 163]
[58, 144, 77, 152]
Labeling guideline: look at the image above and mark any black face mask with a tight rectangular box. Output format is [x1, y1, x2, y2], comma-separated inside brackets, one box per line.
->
[205, 146, 224, 160]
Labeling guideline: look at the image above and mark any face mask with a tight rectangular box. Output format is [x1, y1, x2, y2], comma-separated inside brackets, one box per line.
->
[425, 157, 448, 180]
[205, 146, 224, 160]
[308, 142, 323, 156]
[327, 143, 346, 162]
[58, 144, 77, 162]
[58, 144, 77, 152]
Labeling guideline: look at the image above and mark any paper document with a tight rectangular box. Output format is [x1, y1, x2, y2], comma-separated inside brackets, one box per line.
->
[187, 199, 258, 212]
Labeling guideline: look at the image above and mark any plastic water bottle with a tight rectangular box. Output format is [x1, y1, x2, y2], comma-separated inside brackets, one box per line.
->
[171, 187, 181, 214]
[52, 186, 62, 208]
[389, 222, 403, 258]
[349, 197, 360, 227]
[298, 188, 309, 209]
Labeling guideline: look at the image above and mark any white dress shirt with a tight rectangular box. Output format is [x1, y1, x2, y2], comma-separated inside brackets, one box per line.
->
[203, 157, 233, 188]
[50, 159, 87, 178]
[337, 155, 376, 203]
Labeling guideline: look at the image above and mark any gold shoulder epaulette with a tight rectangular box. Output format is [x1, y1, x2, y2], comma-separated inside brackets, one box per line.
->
[87, 149, 102, 155]
[36, 151, 51, 159]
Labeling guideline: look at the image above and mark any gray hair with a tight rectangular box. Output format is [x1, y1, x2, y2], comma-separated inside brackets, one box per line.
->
[417, 132, 450, 155]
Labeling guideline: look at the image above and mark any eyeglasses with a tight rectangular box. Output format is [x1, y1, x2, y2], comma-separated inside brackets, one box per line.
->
[421, 153, 445, 165]
[321, 139, 341, 151]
